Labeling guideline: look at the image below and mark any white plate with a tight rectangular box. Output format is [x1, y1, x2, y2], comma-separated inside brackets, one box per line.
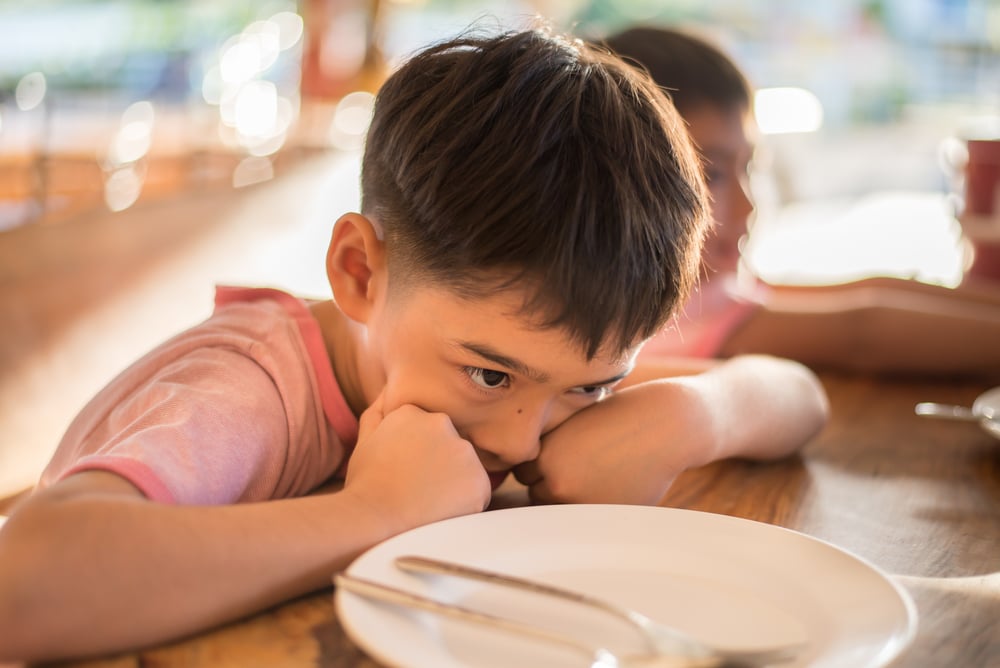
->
[336, 505, 917, 668]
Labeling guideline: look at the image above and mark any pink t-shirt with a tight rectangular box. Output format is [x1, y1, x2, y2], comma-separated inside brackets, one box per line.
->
[640, 276, 763, 359]
[38, 287, 359, 505]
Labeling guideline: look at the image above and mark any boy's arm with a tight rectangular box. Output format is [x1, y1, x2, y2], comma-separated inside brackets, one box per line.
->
[515, 355, 828, 505]
[0, 397, 491, 663]
[618, 355, 719, 381]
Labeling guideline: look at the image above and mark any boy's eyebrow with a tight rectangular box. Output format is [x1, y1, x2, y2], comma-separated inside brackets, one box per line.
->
[702, 143, 755, 164]
[459, 341, 550, 383]
[457, 341, 634, 387]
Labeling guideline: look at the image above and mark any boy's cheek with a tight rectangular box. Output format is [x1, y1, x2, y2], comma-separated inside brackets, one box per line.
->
[376, 383, 407, 415]
[378, 379, 459, 420]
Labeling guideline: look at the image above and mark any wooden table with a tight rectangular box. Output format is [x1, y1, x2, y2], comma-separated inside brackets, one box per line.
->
[30, 373, 1000, 668]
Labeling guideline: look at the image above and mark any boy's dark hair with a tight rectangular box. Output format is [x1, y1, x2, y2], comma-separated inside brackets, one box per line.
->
[602, 26, 751, 117]
[361, 27, 709, 358]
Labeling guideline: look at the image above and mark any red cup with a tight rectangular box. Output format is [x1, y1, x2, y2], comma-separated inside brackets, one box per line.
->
[964, 138, 1000, 217]
[961, 213, 1000, 283]
[943, 122, 1000, 282]
[968, 240, 1000, 282]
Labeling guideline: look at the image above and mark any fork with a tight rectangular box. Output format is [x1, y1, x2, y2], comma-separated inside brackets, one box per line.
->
[394, 555, 800, 667]
[337, 572, 741, 667]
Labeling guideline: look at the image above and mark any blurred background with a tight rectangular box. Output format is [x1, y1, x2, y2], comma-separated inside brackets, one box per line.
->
[1, 0, 998, 228]
[1, 0, 999, 496]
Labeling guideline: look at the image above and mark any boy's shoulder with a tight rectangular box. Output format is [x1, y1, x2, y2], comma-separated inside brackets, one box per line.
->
[38, 286, 355, 503]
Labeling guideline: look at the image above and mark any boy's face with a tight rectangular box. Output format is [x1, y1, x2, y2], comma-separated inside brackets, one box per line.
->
[366, 280, 637, 481]
[686, 102, 757, 275]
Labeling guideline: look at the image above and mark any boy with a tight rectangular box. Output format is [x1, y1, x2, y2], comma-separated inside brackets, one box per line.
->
[605, 25, 1000, 376]
[0, 28, 828, 662]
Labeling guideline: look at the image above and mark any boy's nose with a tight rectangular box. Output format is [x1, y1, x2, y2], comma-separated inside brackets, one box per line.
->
[720, 177, 753, 236]
[736, 178, 754, 227]
[477, 406, 551, 465]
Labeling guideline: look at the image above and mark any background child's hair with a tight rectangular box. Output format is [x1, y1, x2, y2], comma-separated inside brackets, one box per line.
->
[361, 27, 709, 358]
[601, 26, 752, 116]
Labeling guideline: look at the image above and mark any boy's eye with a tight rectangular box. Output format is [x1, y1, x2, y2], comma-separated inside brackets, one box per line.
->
[704, 167, 725, 186]
[571, 385, 611, 400]
[466, 367, 510, 389]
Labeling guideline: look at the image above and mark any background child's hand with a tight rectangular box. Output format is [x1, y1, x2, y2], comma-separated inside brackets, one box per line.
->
[342, 391, 491, 534]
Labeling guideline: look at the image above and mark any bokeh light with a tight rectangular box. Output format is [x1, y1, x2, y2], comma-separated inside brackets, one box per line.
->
[754, 87, 824, 135]
[109, 101, 155, 166]
[204, 10, 305, 159]
[104, 165, 145, 212]
[328, 91, 375, 151]
[15, 72, 47, 111]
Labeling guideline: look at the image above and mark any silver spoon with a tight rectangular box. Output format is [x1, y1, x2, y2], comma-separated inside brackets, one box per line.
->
[915, 386, 1000, 439]
[914, 402, 987, 421]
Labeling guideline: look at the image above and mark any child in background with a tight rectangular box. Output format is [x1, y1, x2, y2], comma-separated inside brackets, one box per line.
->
[0, 27, 828, 662]
[604, 26, 1000, 379]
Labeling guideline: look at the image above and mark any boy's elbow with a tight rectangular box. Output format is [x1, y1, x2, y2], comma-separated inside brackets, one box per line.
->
[724, 354, 830, 458]
[770, 355, 830, 450]
[0, 581, 33, 661]
[0, 524, 45, 660]
[790, 356, 829, 425]
[0, 509, 77, 662]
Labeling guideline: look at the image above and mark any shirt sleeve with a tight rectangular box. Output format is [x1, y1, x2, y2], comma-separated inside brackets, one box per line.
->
[58, 347, 294, 505]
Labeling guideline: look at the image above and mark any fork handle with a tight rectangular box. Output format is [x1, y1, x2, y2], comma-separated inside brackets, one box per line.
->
[395, 556, 800, 668]
[397, 555, 624, 615]
[396, 554, 685, 643]
[335, 573, 616, 665]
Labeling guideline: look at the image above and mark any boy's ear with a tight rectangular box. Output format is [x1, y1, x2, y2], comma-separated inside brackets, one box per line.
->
[326, 213, 386, 323]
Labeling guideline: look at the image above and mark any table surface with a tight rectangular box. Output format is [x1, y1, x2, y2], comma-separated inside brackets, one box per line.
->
[28, 372, 998, 668]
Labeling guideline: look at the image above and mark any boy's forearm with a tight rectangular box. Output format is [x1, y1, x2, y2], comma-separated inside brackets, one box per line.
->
[0, 473, 392, 662]
[0, 393, 492, 662]
[524, 355, 826, 505]
[619, 355, 720, 385]
[625, 354, 828, 465]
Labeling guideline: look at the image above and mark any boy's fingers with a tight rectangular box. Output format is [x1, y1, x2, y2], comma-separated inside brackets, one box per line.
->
[526, 482, 555, 505]
[512, 460, 543, 487]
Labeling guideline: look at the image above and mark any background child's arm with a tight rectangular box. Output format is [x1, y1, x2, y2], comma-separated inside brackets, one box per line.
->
[0, 395, 490, 663]
[515, 355, 828, 505]
[722, 280, 1000, 378]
